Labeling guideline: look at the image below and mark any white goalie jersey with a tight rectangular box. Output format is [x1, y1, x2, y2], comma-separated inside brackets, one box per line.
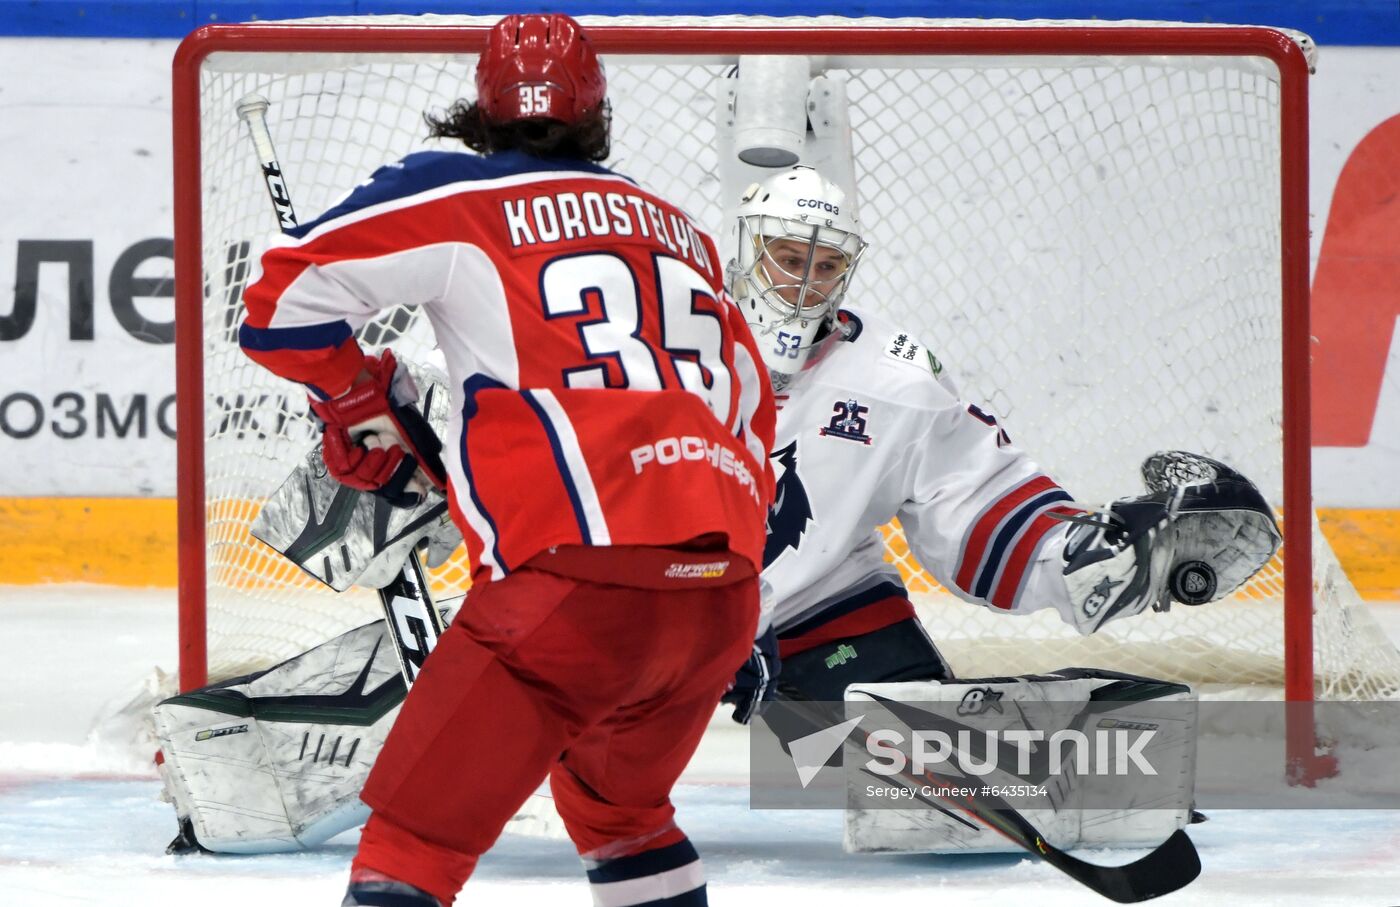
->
[765, 305, 1086, 634]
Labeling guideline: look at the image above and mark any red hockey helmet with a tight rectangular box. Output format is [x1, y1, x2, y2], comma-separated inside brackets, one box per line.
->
[475, 14, 607, 126]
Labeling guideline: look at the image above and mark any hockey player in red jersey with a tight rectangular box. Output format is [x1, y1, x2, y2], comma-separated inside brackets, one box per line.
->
[237, 14, 774, 905]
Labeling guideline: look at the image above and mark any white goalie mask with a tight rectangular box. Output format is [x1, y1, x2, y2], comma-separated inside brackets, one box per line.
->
[730, 166, 867, 378]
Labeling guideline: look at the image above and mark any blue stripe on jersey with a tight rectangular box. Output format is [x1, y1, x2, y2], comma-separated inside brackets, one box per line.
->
[287, 150, 625, 239]
[585, 838, 700, 885]
[238, 320, 352, 352]
[461, 374, 511, 575]
[971, 488, 1074, 599]
[521, 390, 593, 546]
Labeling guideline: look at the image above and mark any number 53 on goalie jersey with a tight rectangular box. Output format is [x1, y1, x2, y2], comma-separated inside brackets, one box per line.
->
[240, 150, 776, 583]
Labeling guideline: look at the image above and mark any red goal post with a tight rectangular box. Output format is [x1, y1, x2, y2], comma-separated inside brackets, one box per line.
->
[171, 16, 1370, 784]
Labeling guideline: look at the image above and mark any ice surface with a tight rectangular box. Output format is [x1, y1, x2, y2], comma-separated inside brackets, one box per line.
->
[2, 585, 1398, 906]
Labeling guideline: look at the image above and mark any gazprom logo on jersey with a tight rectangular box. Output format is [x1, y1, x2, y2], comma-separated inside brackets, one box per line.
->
[630, 436, 761, 503]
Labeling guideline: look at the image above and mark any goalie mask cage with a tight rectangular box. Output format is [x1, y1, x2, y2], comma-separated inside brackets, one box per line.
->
[172, 15, 1400, 784]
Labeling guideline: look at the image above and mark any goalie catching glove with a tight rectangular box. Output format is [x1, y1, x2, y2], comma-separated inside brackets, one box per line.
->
[310, 349, 447, 507]
[1059, 450, 1282, 634]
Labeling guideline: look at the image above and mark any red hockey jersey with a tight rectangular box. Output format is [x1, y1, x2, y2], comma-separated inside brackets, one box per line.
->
[241, 150, 775, 583]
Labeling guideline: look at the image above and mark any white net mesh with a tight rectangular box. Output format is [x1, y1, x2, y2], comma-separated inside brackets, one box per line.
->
[184, 15, 1400, 698]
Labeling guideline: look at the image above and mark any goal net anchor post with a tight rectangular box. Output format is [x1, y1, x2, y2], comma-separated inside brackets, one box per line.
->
[716, 55, 860, 269]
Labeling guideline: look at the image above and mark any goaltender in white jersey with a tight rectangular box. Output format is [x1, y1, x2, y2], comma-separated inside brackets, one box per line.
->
[718, 165, 1285, 716]
[717, 165, 1281, 862]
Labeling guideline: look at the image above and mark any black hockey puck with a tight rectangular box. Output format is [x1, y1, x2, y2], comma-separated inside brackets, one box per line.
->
[1170, 561, 1217, 605]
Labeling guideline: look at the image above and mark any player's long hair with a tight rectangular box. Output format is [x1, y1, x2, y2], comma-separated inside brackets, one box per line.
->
[425, 101, 611, 162]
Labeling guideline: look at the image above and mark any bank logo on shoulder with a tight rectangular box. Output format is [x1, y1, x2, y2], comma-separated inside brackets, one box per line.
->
[886, 330, 946, 378]
[819, 398, 873, 445]
[886, 332, 922, 365]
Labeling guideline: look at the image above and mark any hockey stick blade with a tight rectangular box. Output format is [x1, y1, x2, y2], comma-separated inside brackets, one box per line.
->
[880, 700, 1199, 902]
[887, 742, 1200, 902]
[1038, 827, 1200, 903]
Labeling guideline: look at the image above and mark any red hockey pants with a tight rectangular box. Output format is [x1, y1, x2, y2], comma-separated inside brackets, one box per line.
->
[354, 563, 759, 903]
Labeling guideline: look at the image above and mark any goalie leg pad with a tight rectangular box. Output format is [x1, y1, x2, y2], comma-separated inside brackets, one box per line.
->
[153, 617, 413, 853]
[758, 597, 954, 770]
[842, 669, 1198, 855]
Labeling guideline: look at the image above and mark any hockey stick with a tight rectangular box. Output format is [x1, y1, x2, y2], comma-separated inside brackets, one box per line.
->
[235, 93, 447, 686]
[234, 97, 568, 841]
[776, 688, 1200, 903]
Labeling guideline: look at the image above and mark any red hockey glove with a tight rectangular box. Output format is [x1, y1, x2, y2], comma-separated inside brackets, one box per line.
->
[309, 350, 447, 508]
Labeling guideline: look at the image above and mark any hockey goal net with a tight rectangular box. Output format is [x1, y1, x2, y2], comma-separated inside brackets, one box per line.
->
[173, 16, 1400, 762]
